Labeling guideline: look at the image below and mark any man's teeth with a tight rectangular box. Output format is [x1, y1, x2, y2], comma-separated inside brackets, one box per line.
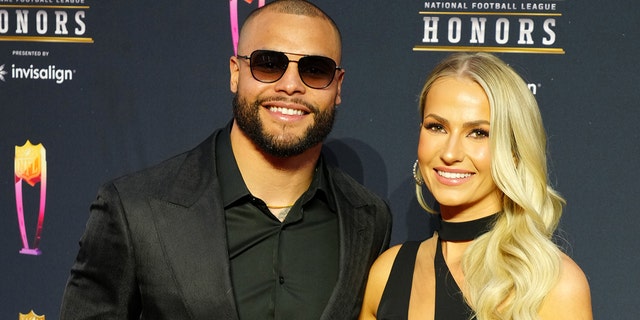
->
[437, 170, 472, 179]
[269, 106, 304, 115]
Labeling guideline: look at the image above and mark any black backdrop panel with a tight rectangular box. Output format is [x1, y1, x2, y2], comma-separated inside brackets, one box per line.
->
[1, 1, 638, 318]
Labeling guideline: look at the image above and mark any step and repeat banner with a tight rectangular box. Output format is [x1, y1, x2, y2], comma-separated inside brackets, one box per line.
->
[1, 1, 638, 319]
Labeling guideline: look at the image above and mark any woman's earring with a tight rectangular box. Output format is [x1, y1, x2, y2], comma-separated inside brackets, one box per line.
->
[413, 159, 423, 185]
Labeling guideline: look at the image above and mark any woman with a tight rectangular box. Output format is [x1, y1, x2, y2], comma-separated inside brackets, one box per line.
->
[359, 52, 592, 319]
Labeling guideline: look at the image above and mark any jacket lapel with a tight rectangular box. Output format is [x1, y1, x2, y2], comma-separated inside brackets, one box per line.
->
[321, 169, 380, 319]
[148, 131, 239, 319]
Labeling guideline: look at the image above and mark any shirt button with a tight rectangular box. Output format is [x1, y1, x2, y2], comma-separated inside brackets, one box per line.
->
[279, 276, 285, 284]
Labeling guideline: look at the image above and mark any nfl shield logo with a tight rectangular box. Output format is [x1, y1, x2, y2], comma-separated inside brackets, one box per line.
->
[15, 140, 46, 187]
[19, 310, 45, 320]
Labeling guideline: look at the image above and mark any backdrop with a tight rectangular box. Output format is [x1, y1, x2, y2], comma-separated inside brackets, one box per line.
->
[1, 0, 638, 319]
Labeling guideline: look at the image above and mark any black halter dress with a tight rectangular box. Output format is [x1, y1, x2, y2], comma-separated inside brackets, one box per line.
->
[376, 214, 498, 319]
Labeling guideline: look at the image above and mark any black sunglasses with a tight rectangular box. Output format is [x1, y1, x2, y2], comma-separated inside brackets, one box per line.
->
[237, 50, 342, 89]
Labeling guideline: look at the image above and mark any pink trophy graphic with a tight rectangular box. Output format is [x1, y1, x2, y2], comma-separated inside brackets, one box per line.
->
[230, 0, 266, 55]
[14, 140, 47, 256]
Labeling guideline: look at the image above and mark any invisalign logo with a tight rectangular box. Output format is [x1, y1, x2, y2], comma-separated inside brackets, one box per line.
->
[11, 64, 75, 84]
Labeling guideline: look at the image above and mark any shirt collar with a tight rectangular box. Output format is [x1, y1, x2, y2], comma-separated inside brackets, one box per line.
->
[215, 121, 335, 211]
[216, 122, 249, 208]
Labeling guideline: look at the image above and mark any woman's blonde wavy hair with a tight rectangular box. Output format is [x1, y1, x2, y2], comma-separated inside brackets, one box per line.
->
[415, 52, 565, 319]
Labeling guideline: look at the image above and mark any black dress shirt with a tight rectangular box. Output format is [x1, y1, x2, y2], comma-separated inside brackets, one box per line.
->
[216, 125, 339, 320]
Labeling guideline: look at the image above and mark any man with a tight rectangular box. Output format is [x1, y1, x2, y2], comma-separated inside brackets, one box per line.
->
[60, 1, 392, 319]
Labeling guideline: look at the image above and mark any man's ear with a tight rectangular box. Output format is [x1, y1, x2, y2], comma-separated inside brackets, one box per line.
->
[334, 69, 345, 106]
[230, 56, 240, 93]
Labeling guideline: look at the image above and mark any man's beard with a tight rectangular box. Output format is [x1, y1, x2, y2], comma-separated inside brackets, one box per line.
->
[232, 95, 336, 158]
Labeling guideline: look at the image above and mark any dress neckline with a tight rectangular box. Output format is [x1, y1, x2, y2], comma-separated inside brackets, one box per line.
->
[436, 213, 499, 241]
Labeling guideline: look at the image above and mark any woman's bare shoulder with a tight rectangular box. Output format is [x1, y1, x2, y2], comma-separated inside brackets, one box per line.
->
[359, 244, 403, 320]
[540, 253, 593, 319]
[360, 239, 436, 320]
[368, 244, 403, 282]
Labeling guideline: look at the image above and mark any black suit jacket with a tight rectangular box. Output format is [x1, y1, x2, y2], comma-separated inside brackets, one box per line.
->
[60, 128, 392, 320]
